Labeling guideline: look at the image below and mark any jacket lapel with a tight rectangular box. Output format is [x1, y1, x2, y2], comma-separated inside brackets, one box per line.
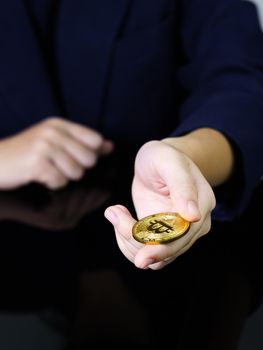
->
[56, 0, 131, 128]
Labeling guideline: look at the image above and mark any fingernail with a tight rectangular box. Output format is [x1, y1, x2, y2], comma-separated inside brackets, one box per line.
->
[104, 208, 119, 226]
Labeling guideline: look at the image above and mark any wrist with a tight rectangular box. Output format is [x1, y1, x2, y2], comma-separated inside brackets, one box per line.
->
[161, 128, 234, 187]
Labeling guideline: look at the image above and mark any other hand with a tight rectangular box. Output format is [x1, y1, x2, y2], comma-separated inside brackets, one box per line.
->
[0, 117, 114, 190]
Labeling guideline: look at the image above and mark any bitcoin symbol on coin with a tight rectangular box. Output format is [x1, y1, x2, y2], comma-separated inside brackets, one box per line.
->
[147, 220, 173, 234]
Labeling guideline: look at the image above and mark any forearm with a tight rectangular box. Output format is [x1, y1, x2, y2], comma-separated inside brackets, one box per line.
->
[162, 128, 234, 187]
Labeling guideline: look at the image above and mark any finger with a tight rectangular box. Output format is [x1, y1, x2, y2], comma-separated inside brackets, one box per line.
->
[47, 130, 98, 168]
[63, 136, 113, 163]
[115, 234, 138, 264]
[51, 118, 113, 151]
[104, 205, 136, 240]
[49, 145, 85, 180]
[147, 259, 173, 270]
[166, 172, 200, 222]
[162, 152, 202, 222]
[98, 139, 115, 156]
[105, 205, 144, 263]
[134, 244, 174, 269]
[105, 205, 145, 264]
[37, 159, 68, 190]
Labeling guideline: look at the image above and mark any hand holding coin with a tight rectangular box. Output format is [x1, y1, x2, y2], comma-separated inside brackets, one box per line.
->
[104, 140, 215, 270]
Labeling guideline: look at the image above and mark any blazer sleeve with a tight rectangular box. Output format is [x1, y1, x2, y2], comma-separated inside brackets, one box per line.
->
[172, 0, 263, 220]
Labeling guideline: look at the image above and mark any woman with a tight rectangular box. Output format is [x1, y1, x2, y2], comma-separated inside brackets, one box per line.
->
[0, 0, 262, 269]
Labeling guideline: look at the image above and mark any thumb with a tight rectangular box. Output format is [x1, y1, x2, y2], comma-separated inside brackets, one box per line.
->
[163, 161, 201, 223]
[174, 195, 201, 223]
[104, 205, 137, 241]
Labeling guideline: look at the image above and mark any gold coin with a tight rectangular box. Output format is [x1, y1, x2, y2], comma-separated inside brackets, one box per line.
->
[132, 212, 190, 245]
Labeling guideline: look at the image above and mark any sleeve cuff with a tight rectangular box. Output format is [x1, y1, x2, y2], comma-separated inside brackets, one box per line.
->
[170, 92, 263, 221]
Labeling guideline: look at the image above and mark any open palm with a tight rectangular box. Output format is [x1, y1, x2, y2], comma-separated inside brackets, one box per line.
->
[105, 141, 215, 270]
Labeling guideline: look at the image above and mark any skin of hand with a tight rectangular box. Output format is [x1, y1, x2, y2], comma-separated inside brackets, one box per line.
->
[0, 117, 114, 190]
[105, 128, 234, 270]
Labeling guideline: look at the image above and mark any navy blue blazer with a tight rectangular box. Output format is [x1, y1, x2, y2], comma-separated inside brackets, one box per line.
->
[0, 0, 263, 220]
